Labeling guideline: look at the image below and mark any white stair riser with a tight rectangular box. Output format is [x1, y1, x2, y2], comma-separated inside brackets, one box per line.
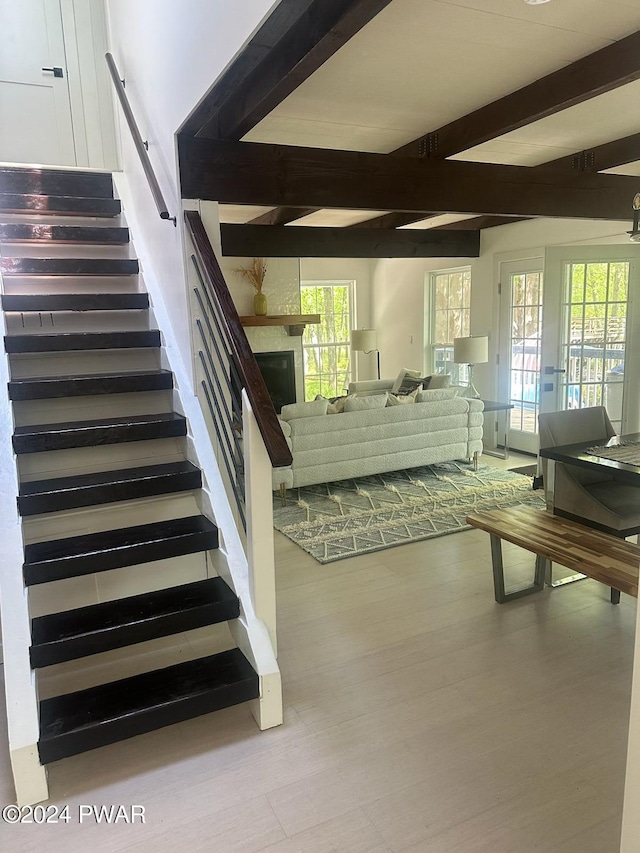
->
[0, 244, 133, 260]
[37, 621, 236, 701]
[17, 436, 187, 482]
[28, 550, 212, 619]
[9, 348, 160, 378]
[12, 390, 174, 427]
[22, 491, 201, 544]
[5, 311, 152, 334]
[1, 276, 142, 295]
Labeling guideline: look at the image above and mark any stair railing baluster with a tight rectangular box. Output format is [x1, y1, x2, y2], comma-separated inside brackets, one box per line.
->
[199, 380, 246, 530]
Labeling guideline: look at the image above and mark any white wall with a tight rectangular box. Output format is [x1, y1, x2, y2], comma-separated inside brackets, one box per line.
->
[61, 0, 118, 169]
[221, 254, 305, 402]
[105, 0, 280, 383]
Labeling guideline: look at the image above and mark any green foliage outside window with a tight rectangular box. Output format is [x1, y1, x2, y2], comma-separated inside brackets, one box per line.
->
[301, 283, 353, 400]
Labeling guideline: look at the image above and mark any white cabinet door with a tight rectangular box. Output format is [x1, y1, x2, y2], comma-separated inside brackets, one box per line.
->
[0, 0, 76, 166]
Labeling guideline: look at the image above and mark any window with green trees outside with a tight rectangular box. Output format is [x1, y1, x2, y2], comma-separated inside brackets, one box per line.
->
[301, 281, 354, 400]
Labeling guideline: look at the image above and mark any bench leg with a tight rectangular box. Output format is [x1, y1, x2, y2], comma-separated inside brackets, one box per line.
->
[611, 588, 621, 605]
[490, 535, 546, 604]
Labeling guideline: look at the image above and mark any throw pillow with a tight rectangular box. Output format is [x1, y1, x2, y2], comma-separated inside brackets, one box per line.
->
[327, 395, 353, 414]
[280, 398, 329, 420]
[343, 394, 387, 412]
[391, 367, 422, 394]
[421, 373, 451, 389]
[386, 387, 420, 406]
[416, 388, 458, 402]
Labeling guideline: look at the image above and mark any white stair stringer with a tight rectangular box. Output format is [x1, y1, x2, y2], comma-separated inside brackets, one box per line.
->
[113, 174, 282, 731]
[0, 341, 49, 806]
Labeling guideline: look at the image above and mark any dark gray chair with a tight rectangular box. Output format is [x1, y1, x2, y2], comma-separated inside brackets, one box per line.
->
[538, 407, 640, 603]
[538, 407, 640, 537]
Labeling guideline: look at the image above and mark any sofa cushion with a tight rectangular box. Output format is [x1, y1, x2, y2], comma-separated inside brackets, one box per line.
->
[416, 388, 458, 403]
[277, 417, 292, 437]
[422, 373, 451, 389]
[344, 394, 388, 413]
[281, 398, 328, 420]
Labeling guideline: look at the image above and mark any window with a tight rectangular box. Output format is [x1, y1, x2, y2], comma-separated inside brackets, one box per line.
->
[428, 268, 471, 382]
[301, 281, 354, 400]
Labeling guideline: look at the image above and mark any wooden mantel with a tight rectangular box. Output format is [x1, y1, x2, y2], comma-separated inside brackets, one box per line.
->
[239, 313, 320, 336]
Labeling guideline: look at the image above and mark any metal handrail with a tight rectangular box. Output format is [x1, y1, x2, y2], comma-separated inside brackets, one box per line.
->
[105, 52, 176, 225]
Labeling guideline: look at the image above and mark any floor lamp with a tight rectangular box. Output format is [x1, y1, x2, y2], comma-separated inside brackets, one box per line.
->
[351, 329, 381, 379]
[453, 335, 488, 398]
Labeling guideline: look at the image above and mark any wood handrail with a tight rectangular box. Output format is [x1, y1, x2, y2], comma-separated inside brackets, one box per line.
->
[184, 210, 292, 468]
[105, 52, 176, 225]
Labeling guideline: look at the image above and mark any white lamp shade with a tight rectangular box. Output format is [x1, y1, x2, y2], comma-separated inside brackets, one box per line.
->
[453, 335, 488, 364]
[351, 329, 377, 352]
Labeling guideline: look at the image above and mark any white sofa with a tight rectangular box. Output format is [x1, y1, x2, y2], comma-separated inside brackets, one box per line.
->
[272, 380, 484, 492]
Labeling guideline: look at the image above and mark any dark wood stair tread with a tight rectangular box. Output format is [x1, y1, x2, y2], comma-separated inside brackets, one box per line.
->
[0, 193, 121, 217]
[13, 411, 187, 454]
[30, 577, 239, 667]
[0, 224, 129, 244]
[0, 258, 139, 276]
[0, 167, 114, 199]
[38, 648, 258, 763]
[9, 368, 172, 400]
[24, 514, 219, 585]
[18, 459, 201, 515]
[2, 293, 147, 312]
[5, 330, 160, 353]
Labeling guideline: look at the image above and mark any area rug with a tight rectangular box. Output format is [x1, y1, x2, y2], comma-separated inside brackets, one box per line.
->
[273, 461, 546, 564]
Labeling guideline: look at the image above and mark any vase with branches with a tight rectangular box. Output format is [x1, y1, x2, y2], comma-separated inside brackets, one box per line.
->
[235, 257, 268, 315]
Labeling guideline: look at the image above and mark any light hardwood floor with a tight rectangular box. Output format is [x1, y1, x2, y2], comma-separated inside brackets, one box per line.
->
[0, 455, 635, 852]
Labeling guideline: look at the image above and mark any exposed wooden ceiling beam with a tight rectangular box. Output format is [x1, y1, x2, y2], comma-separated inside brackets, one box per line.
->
[180, 0, 317, 137]
[187, 0, 394, 141]
[433, 132, 640, 232]
[179, 138, 640, 221]
[220, 223, 480, 258]
[395, 30, 640, 159]
[543, 131, 640, 174]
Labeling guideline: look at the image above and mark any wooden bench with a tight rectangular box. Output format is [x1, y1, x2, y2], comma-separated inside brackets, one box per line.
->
[466, 505, 640, 604]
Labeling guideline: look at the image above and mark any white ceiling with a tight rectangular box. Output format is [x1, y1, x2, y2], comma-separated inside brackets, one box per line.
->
[220, 0, 640, 226]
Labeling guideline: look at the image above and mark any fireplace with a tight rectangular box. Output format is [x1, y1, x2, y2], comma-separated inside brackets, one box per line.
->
[254, 350, 296, 413]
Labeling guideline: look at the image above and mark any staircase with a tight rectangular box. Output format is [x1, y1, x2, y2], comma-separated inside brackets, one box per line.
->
[0, 166, 262, 784]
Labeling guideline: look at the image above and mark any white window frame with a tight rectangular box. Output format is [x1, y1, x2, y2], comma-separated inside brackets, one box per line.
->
[300, 279, 355, 400]
[427, 266, 472, 383]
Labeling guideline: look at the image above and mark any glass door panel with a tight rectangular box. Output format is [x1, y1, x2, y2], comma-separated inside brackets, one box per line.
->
[498, 259, 544, 455]
[561, 260, 627, 431]
[542, 246, 640, 437]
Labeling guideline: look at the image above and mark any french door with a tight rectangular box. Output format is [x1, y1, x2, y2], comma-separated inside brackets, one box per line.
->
[499, 247, 640, 455]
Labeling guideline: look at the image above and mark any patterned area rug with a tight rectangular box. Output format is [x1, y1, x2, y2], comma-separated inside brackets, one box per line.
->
[273, 461, 546, 564]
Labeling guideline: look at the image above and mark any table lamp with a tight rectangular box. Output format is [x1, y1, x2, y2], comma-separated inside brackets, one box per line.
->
[453, 335, 488, 398]
[351, 329, 380, 379]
